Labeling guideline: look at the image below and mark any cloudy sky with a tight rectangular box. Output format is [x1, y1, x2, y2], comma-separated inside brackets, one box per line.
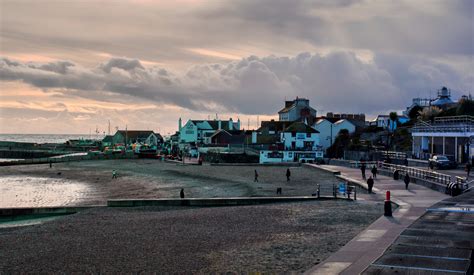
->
[0, 0, 473, 135]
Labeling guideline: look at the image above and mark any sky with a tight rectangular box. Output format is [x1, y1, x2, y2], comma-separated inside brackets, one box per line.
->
[0, 0, 473, 135]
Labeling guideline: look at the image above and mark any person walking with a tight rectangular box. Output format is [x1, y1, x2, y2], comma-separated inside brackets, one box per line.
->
[180, 188, 185, 199]
[404, 173, 410, 190]
[254, 169, 259, 182]
[360, 163, 366, 179]
[466, 162, 472, 179]
[367, 176, 374, 194]
[112, 170, 117, 179]
[286, 168, 291, 181]
[371, 166, 377, 179]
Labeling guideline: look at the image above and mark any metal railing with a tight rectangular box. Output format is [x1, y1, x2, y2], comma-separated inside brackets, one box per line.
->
[350, 161, 452, 186]
[412, 125, 474, 133]
[413, 115, 474, 133]
[380, 162, 452, 185]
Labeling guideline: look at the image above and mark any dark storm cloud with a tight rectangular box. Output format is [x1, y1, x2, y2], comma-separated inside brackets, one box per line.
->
[1, 52, 470, 116]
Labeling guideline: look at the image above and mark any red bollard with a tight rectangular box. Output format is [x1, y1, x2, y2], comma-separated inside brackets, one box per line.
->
[384, 190, 392, 216]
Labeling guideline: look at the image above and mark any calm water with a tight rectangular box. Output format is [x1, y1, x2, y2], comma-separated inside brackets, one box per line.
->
[0, 134, 102, 144]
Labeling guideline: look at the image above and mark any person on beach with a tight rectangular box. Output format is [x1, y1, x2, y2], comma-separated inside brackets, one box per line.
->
[371, 166, 377, 179]
[466, 162, 471, 179]
[180, 188, 185, 199]
[286, 168, 291, 181]
[360, 163, 366, 179]
[112, 170, 117, 179]
[404, 173, 410, 190]
[254, 169, 259, 182]
[367, 176, 374, 194]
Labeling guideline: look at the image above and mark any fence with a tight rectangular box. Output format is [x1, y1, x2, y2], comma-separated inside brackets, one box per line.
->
[313, 182, 358, 200]
[349, 160, 469, 194]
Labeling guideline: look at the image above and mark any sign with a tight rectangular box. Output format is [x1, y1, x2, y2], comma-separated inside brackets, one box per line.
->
[296, 133, 306, 139]
[339, 183, 346, 194]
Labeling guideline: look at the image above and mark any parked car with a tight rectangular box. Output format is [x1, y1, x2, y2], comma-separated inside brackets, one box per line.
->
[428, 155, 457, 169]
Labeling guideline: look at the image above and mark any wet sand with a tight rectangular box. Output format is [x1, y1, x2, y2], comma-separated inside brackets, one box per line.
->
[0, 159, 339, 208]
[0, 201, 382, 273]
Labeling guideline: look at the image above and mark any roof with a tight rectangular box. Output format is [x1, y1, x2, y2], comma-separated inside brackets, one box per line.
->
[102, 135, 113, 142]
[258, 120, 293, 132]
[190, 120, 234, 131]
[334, 119, 354, 125]
[283, 122, 319, 133]
[278, 104, 296, 114]
[314, 117, 341, 124]
[116, 130, 155, 139]
[210, 129, 245, 139]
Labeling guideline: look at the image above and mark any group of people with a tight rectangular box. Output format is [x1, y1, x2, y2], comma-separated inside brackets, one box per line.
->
[362, 162, 411, 194]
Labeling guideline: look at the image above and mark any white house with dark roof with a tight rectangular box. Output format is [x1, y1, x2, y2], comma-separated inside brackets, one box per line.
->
[178, 117, 240, 145]
[313, 118, 356, 152]
[259, 122, 323, 163]
[278, 97, 317, 122]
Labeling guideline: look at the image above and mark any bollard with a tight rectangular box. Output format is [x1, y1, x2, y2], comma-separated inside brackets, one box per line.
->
[384, 190, 392, 216]
[354, 186, 357, 200]
[317, 184, 320, 198]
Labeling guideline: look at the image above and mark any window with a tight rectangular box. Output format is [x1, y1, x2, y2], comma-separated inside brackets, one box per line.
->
[291, 132, 296, 137]
[306, 133, 311, 137]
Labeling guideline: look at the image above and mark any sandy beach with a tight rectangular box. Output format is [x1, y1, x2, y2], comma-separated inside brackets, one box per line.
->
[0, 159, 340, 208]
[0, 200, 382, 273]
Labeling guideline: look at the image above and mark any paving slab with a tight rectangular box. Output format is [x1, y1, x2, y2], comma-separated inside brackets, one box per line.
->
[305, 164, 448, 275]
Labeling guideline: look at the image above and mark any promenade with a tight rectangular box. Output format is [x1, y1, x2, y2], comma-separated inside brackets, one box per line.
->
[305, 164, 448, 274]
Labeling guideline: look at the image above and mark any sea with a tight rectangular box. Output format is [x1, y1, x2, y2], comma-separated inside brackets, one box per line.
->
[0, 134, 101, 144]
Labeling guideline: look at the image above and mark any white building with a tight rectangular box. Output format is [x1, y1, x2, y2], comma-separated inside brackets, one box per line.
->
[259, 122, 323, 163]
[369, 115, 409, 130]
[412, 116, 474, 163]
[313, 118, 356, 152]
[178, 118, 240, 145]
[278, 97, 317, 122]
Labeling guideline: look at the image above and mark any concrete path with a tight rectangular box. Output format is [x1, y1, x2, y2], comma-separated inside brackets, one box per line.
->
[305, 164, 448, 275]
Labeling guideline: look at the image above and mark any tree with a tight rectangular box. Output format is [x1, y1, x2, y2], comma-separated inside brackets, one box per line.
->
[388, 112, 398, 132]
[456, 98, 474, 116]
[419, 106, 441, 121]
[408, 105, 423, 120]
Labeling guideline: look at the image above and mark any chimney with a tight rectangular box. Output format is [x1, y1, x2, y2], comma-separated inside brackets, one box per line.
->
[228, 118, 233, 130]
[218, 120, 221, 130]
[237, 118, 240, 130]
[178, 117, 182, 132]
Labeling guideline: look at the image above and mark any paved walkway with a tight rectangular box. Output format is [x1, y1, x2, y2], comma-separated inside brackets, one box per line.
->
[305, 164, 448, 275]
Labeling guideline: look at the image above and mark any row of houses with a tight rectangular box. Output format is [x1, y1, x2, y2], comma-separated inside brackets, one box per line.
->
[175, 97, 366, 163]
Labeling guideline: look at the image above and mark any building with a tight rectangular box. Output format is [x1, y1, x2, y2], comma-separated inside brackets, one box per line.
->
[178, 117, 240, 144]
[411, 115, 474, 163]
[326, 112, 366, 129]
[431, 87, 456, 109]
[313, 118, 356, 152]
[278, 97, 317, 122]
[403, 98, 431, 116]
[210, 130, 246, 145]
[112, 130, 162, 147]
[101, 135, 113, 148]
[259, 122, 323, 163]
[369, 115, 409, 129]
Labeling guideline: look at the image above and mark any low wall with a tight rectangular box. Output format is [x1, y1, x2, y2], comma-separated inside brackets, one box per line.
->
[211, 162, 301, 167]
[0, 206, 103, 221]
[107, 196, 350, 207]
